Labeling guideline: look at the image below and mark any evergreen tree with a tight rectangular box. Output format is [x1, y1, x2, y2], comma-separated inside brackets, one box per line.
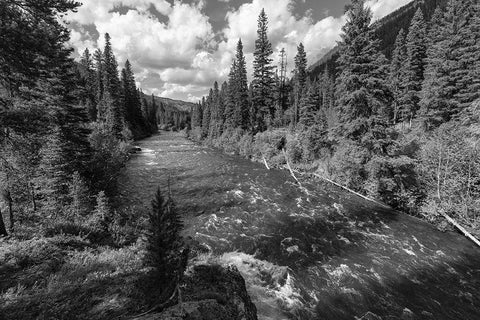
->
[93, 49, 104, 104]
[299, 82, 320, 128]
[69, 171, 90, 218]
[233, 40, 250, 130]
[453, 0, 480, 109]
[79, 48, 97, 121]
[334, 0, 392, 149]
[293, 43, 308, 126]
[402, 8, 427, 124]
[224, 60, 237, 130]
[251, 9, 275, 132]
[38, 127, 70, 213]
[419, 6, 448, 128]
[145, 188, 185, 290]
[202, 90, 212, 138]
[389, 28, 407, 123]
[102, 33, 121, 104]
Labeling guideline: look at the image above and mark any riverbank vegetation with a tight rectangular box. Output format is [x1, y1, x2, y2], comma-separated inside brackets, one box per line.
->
[0, 1, 192, 318]
[189, 0, 480, 236]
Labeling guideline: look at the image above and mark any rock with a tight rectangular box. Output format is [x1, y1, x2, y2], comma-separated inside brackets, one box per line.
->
[401, 308, 415, 320]
[136, 300, 228, 320]
[135, 264, 258, 320]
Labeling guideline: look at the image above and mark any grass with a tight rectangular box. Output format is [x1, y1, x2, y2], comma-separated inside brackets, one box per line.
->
[0, 232, 164, 319]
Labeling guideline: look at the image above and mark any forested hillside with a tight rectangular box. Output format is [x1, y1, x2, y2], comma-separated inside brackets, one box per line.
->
[143, 94, 192, 131]
[309, 0, 448, 79]
[190, 0, 480, 235]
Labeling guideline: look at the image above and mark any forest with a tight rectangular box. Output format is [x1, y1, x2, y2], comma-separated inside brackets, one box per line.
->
[190, 0, 480, 236]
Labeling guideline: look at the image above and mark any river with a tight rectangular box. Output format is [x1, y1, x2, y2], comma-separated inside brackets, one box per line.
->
[117, 131, 480, 320]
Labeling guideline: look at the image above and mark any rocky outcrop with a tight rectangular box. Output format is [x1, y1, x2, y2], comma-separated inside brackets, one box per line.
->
[135, 264, 257, 320]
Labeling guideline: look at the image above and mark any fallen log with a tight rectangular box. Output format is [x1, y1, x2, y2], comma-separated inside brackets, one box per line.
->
[440, 211, 480, 248]
[282, 149, 302, 188]
[262, 156, 270, 170]
[308, 172, 390, 209]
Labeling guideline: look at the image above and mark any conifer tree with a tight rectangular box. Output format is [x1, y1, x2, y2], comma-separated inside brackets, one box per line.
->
[145, 188, 184, 289]
[299, 82, 319, 128]
[93, 49, 104, 104]
[224, 60, 237, 130]
[402, 8, 427, 124]
[293, 43, 308, 126]
[251, 9, 275, 132]
[79, 48, 97, 121]
[202, 90, 212, 138]
[38, 127, 70, 213]
[69, 171, 90, 218]
[233, 40, 250, 130]
[334, 0, 392, 147]
[389, 28, 407, 123]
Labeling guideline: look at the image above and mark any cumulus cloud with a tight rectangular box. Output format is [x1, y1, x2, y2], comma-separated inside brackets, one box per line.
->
[66, 0, 413, 102]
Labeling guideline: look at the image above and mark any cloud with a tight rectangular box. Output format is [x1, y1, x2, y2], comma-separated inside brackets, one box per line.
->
[66, 0, 413, 102]
[365, 0, 413, 21]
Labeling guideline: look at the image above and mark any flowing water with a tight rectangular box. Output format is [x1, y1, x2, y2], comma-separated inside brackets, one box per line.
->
[117, 131, 480, 320]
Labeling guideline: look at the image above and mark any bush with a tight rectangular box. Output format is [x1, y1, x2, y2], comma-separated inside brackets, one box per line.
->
[285, 134, 303, 164]
[330, 141, 370, 191]
[253, 129, 287, 161]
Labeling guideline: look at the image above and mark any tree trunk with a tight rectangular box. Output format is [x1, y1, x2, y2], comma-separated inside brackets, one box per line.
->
[0, 208, 7, 237]
[8, 199, 13, 233]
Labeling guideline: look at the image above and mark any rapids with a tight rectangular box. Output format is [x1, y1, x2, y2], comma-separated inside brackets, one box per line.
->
[117, 131, 480, 320]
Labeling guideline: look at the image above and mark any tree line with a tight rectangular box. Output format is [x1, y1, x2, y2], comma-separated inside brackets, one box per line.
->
[0, 0, 159, 236]
[190, 0, 480, 233]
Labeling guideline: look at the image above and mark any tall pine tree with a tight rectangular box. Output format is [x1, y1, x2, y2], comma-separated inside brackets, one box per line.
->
[251, 9, 275, 132]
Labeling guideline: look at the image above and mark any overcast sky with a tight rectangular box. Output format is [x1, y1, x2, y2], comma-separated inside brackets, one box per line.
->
[66, 0, 412, 102]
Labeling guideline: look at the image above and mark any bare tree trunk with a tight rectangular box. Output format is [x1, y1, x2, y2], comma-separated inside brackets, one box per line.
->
[0, 208, 7, 237]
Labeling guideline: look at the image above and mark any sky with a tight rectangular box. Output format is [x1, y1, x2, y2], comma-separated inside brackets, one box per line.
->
[65, 0, 412, 102]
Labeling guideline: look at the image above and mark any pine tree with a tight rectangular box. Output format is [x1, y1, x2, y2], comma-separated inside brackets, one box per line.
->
[202, 90, 212, 138]
[293, 43, 308, 127]
[102, 33, 121, 104]
[38, 127, 70, 213]
[69, 171, 90, 218]
[79, 48, 97, 121]
[419, 1, 477, 128]
[93, 49, 104, 104]
[402, 8, 427, 125]
[251, 9, 275, 132]
[453, 0, 480, 109]
[334, 0, 392, 149]
[224, 60, 237, 130]
[145, 188, 184, 289]
[233, 39, 250, 130]
[209, 81, 221, 138]
[299, 82, 319, 128]
[389, 28, 407, 123]
[419, 6, 448, 128]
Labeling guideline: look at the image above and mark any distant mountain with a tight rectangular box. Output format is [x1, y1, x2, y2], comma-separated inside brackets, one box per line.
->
[140, 93, 193, 129]
[309, 0, 447, 80]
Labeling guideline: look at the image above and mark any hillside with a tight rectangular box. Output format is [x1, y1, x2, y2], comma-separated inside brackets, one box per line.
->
[309, 0, 447, 79]
[140, 93, 193, 129]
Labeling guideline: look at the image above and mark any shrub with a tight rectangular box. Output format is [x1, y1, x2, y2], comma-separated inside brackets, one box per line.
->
[253, 129, 287, 161]
[329, 141, 370, 191]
